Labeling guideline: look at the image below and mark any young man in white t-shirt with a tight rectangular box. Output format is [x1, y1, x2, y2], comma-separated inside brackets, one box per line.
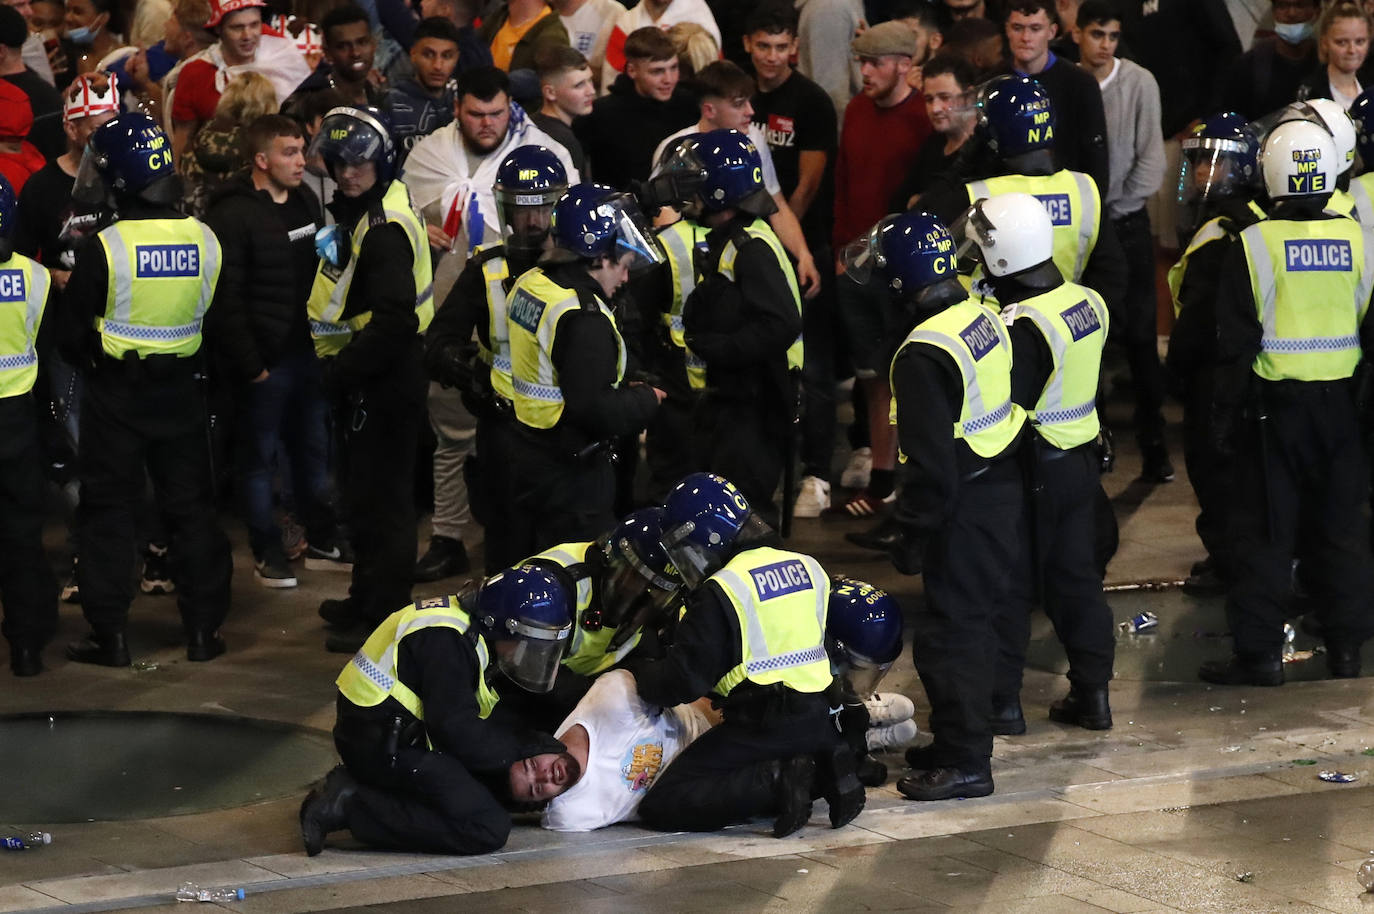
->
[551, 0, 623, 87]
[507, 669, 714, 831]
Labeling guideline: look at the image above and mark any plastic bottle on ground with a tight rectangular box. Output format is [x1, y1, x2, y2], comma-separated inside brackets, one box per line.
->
[175, 882, 246, 902]
[1, 832, 51, 850]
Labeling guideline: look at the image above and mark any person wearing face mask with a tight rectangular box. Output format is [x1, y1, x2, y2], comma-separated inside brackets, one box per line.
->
[62, 0, 119, 77]
[1218, 0, 1321, 120]
[1295, 0, 1371, 108]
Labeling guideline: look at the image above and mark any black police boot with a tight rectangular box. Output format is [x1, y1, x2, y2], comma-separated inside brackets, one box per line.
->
[186, 631, 226, 662]
[1139, 439, 1175, 483]
[318, 597, 359, 628]
[896, 765, 993, 802]
[816, 743, 865, 829]
[1198, 654, 1284, 686]
[11, 645, 43, 677]
[904, 742, 937, 771]
[989, 698, 1027, 735]
[1182, 556, 1230, 598]
[844, 516, 901, 552]
[1047, 685, 1113, 730]
[1326, 642, 1363, 679]
[66, 631, 130, 667]
[414, 535, 470, 583]
[772, 755, 815, 838]
[856, 754, 888, 788]
[325, 622, 370, 655]
[300, 765, 358, 857]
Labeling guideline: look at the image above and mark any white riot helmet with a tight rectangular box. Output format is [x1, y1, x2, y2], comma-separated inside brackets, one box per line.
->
[962, 192, 1054, 277]
[1288, 98, 1357, 174]
[1260, 118, 1339, 201]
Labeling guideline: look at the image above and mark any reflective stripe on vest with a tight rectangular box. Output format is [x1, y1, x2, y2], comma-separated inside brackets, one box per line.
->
[717, 218, 803, 381]
[528, 541, 643, 676]
[1240, 219, 1374, 382]
[1352, 174, 1374, 226]
[96, 219, 220, 358]
[708, 547, 832, 697]
[0, 254, 47, 397]
[479, 246, 515, 400]
[659, 219, 709, 390]
[507, 268, 627, 429]
[967, 170, 1101, 282]
[891, 298, 1025, 459]
[1168, 217, 1230, 316]
[1012, 283, 1109, 449]
[335, 596, 499, 721]
[306, 180, 435, 357]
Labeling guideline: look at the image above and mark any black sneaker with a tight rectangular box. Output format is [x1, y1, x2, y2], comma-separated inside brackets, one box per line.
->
[254, 546, 298, 589]
[140, 543, 175, 595]
[305, 541, 354, 573]
[1139, 443, 1175, 483]
[414, 535, 470, 583]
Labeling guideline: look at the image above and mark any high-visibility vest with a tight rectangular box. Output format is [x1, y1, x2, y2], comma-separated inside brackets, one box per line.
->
[708, 547, 832, 698]
[336, 596, 500, 721]
[470, 243, 516, 400]
[307, 179, 434, 357]
[890, 298, 1025, 460]
[526, 541, 642, 676]
[1327, 187, 1357, 220]
[1240, 217, 1374, 382]
[0, 253, 47, 398]
[1167, 200, 1267, 316]
[658, 218, 709, 390]
[1350, 173, 1374, 225]
[1010, 282, 1109, 449]
[966, 170, 1101, 283]
[712, 218, 803, 385]
[94, 218, 219, 359]
[507, 267, 626, 430]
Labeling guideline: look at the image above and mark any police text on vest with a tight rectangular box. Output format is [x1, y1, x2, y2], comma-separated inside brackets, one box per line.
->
[752, 560, 813, 600]
[1060, 299, 1101, 341]
[135, 244, 200, 278]
[1284, 239, 1352, 272]
[960, 314, 1000, 360]
[0, 270, 26, 302]
[1034, 193, 1073, 227]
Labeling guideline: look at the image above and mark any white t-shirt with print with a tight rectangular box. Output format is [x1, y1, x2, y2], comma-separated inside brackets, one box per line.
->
[560, 0, 623, 78]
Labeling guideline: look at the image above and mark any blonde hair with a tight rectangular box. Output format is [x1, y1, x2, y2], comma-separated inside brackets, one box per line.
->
[1318, 0, 1372, 65]
[667, 22, 718, 79]
[129, 0, 171, 48]
[214, 71, 278, 121]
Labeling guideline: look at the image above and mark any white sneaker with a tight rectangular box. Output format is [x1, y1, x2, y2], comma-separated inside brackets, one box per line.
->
[841, 447, 873, 489]
[864, 692, 916, 726]
[866, 719, 919, 753]
[792, 476, 831, 518]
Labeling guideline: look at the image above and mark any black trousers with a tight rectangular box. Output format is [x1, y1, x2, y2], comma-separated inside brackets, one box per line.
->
[77, 363, 230, 635]
[644, 388, 700, 503]
[509, 437, 617, 559]
[0, 396, 56, 652]
[1181, 367, 1233, 573]
[913, 469, 1022, 771]
[694, 393, 786, 528]
[997, 446, 1116, 700]
[473, 411, 524, 574]
[1225, 382, 1374, 657]
[1112, 210, 1167, 448]
[800, 246, 838, 482]
[335, 720, 509, 856]
[638, 694, 835, 832]
[339, 369, 425, 627]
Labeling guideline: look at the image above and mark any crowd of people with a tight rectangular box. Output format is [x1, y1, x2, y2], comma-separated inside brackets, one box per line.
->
[1, 0, 1373, 855]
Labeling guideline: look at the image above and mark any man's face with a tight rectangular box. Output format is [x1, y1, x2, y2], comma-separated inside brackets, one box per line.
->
[259, 133, 306, 188]
[410, 36, 459, 91]
[336, 159, 377, 197]
[3, 0, 35, 26]
[704, 93, 752, 131]
[1006, 10, 1056, 69]
[508, 752, 581, 803]
[944, 0, 985, 19]
[591, 251, 634, 298]
[323, 20, 375, 84]
[858, 54, 908, 100]
[219, 8, 263, 63]
[626, 56, 679, 102]
[744, 29, 796, 87]
[1272, 0, 1319, 26]
[508, 202, 554, 246]
[63, 109, 113, 151]
[547, 66, 595, 117]
[456, 91, 510, 153]
[923, 72, 972, 136]
[1074, 18, 1119, 69]
[30, 0, 62, 30]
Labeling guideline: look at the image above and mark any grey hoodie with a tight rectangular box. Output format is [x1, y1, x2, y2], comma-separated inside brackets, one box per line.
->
[796, 0, 862, 130]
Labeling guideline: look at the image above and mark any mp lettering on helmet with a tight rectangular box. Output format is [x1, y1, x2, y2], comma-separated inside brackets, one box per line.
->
[1033, 193, 1072, 226]
[960, 313, 1000, 360]
[751, 560, 814, 600]
[518, 168, 540, 181]
[0, 270, 26, 301]
[1284, 239, 1353, 272]
[508, 288, 546, 332]
[1288, 147, 1328, 194]
[329, 128, 349, 140]
[1060, 299, 1102, 341]
[135, 244, 200, 278]
[1023, 97, 1053, 145]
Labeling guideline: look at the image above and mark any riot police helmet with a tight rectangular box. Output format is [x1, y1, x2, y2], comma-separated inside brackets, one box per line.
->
[977, 75, 1056, 159]
[1260, 118, 1339, 202]
[494, 145, 568, 257]
[1350, 87, 1374, 171]
[957, 191, 1054, 277]
[473, 564, 573, 693]
[549, 182, 666, 271]
[659, 472, 770, 589]
[598, 507, 683, 651]
[826, 576, 904, 698]
[841, 210, 963, 300]
[1283, 98, 1357, 177]
[1176, 112, 1260, 240]
[308, 106, 398, 184]
[73, 112, 179, 206]
[659, 128, 776, 217]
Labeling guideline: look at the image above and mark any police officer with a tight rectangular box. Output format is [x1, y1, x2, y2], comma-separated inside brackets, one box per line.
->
[826, 576, 905, 787]
[842, 210, 1025, 801]
[505, 183, 664, 555]
[665, 130, 804, 528]
[299, 566, 572, 856]
[627, 472, 863, 837]
[60, 113, 232, 666]
[1201, 118, 1374, 686]
[426, 145, 567, 575]
[306, 106, 435, 654]
[1166, 113, 1265, 596]
[0, 176, 58, 677]
[963, 192, 1116, 732]
[1345, 89, 1374, 224]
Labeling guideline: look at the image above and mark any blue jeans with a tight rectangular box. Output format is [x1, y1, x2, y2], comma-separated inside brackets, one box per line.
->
[236, 345, 335, 557]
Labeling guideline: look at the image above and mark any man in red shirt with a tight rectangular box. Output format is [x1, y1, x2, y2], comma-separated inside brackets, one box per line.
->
[831, 21, 930, 521]
[0, 80, 43, 193]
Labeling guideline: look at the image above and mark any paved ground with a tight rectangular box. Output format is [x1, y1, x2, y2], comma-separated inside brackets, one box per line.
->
[5, 400, 1374, 913]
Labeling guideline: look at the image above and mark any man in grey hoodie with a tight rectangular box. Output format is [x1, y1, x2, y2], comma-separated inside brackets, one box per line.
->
[795, 0, 861, 123]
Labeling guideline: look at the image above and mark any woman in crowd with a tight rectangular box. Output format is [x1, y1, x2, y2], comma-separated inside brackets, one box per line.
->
[1297, 0, 1372, 106]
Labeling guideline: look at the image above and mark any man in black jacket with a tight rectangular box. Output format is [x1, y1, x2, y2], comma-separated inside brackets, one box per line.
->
[205, 114, 343, 589]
